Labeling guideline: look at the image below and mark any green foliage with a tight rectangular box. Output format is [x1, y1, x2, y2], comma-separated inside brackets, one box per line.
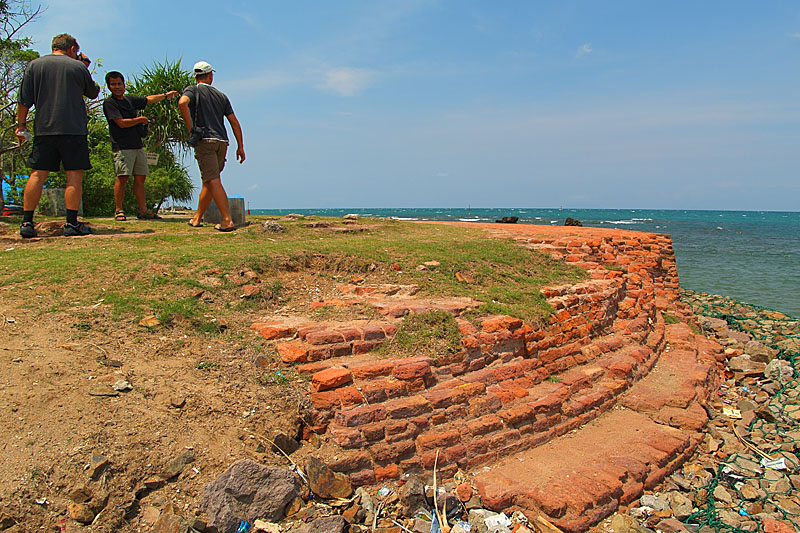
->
[663, 313, 680, 325]
[47, 59, 195, 215]
[380, 310, 463, 360]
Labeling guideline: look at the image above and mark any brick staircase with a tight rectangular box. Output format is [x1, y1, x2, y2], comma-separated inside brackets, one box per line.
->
[250, 223, 720, 531]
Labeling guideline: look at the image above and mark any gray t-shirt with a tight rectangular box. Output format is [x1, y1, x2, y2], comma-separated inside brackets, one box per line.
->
[182, 83, 234, 142]
[18, 54, 101, 136]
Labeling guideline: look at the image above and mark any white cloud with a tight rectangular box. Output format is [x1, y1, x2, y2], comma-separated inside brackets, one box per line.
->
[792, 32, 800, 39]
[320, 68, 376, 97]
[576, 43, 592, 57]
[230, 11, 259, 28]
[247, 184, 260, 191]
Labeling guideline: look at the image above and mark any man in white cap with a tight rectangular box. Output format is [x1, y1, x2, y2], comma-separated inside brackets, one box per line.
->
[178, 60, 245, 231]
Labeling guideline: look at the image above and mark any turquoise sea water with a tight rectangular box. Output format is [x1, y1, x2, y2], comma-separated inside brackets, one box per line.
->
[250, 208, 800, 318]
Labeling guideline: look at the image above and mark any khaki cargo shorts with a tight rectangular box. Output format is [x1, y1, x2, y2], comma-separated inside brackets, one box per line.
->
[194, 140, 228, 183]
[112, 148, 149, 176]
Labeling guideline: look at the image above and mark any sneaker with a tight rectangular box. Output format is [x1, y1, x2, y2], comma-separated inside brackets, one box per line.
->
[20, 222, 37, 239]
[63, 222, 92, 236]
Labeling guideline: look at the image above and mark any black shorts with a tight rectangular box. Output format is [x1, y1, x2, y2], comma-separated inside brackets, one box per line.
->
[27, 135, 91, 171]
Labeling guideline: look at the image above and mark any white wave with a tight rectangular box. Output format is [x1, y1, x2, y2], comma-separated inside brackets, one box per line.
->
[391, 217, 419, 221]
[458, 218, 481, 222]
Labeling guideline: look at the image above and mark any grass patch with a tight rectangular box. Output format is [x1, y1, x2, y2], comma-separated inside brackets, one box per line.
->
[663, 313, 680, 325]
[0, 216, 585, 330]
[379, 310, 462, 360]
[195, 361, 219, 371]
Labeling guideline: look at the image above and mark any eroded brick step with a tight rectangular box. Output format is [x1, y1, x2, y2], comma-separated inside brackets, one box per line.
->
[474, 410, 702, 532]
[472, 322, 720, 532]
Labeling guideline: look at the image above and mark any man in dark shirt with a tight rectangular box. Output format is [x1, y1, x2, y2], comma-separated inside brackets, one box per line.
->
[178, 61, 245, 231]
[103, 71, 178, 221]
[14, 33, 100, 238]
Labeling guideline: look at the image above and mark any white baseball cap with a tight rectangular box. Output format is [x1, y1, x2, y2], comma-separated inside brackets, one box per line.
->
[193, 61, 215, 75]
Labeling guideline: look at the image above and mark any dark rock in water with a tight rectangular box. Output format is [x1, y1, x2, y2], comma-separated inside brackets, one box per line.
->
[305, 456, 353, 499]
[294, 515, 348, 533]
[495, 216, 519, 224]
[564, 217, 582, 226]
[202, 460, 300, 532]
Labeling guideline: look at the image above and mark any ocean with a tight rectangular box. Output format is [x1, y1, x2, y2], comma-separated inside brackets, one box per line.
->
[250, 208, 800, 318]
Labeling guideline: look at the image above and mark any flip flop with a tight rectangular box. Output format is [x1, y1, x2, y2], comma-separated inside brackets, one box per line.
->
[215, 224, 235, 232]
[114, 210, 127, 221]
[187, 221, 203, 228]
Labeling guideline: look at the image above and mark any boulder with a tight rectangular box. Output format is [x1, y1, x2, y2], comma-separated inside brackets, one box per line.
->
[202, 460, 300, 533]
[564, 217, 582, 226]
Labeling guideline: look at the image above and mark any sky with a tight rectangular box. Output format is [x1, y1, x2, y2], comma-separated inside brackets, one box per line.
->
[24, 1, 800, 211]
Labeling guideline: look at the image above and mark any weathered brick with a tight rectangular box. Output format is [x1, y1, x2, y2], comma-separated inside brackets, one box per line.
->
[348, 470, 376, 487]
[336, 386, 363, 407]
[255, 324, 296, 341]
[361, 423, 386, 442]
[310, 391, 339, 410]
[466, 414, 503, 436]
[312, 367, 353, 391]
[381, 396, 430, 419]
[335, 405, 386, 427]
[375, 463, 400, 482]
[330, 427, 365, 448]
[416, 429, 461, 451]
[351, 361, 395, 379]
[371, 440, 415, 463]
[498, 403, 537, 426]
[393, 358, 432, 380]
[276, 340, 309, 363]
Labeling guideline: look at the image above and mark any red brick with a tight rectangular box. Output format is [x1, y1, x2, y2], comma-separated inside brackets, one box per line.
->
[336, 386, 364, 407]
[310, 391, 339, 409]
[499, 403, 537, 426]
[335, 405, 386, 427]
[351, 361, 395, 379]
[371, 440, 415, 463]
[361, 324, 387, 340]
[416, 429, 461, 451]
[255, 324, 296, 340]
[393, 358, 432, 380]
[352, 340, 380, 354]
[467, 414, 503, 436]
[375, 463, 400, 482]
[305, 330, 346, 345]
[312, 367, 353, 391]
[330, 427, 365, 448]
[359, 382, 388, 403]
[385, 396, 432, 418]
[385, 420, 408, 435]
[336, 327, 362, 342]
[361, 423, 385, 442]
[348, 470, 376, 487]
[307, 345, 331, 361]
[276, 340, 309, 363]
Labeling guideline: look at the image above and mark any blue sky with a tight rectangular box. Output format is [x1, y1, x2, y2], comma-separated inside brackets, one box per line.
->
[26, 1, 800, 210]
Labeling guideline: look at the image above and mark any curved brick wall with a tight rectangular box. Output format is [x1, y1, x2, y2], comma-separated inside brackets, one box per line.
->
[251, 223, 719, 530]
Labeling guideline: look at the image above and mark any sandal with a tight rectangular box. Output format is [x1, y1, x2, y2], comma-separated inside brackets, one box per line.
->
[114, 210, 127, 221]
[215, 224, 235, 232]
[137, 210, 162, 220]
[187, 220, 203, 228]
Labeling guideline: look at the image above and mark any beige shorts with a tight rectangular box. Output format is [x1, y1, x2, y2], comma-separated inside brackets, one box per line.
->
[112, 148, 149, 177]
[194, 140, 228, 183]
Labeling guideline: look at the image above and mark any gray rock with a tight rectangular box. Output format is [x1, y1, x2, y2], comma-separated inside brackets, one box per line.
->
[400, 475, 426, 515]
[162, 451, 194, 480]
[152, 503, 191, 533]
[202, 460, 300, 533]
[764, 359, 794, 382]
[87, 454, 110, 479]
[262, 221, 286, 233]
[667, 491, 693, 520]
[713, 485, 733, 504]
[744, 341, 776, 362]
[640, 494, 670, 511]
[609, 513, 651, 533]
[294, 515, 348, 533]
[468, 509, 492, 533]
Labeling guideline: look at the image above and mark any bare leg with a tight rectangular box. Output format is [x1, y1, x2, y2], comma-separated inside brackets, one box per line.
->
[64, 170, 84, 211]
[206, 178, 234, 229]
[191, 182, 213, 226]
[22, 170, 50, 211]
[114, 175, 129, 211]
[132, 175, 147, 213]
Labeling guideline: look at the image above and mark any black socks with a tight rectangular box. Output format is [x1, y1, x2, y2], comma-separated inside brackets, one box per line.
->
[22, 210, 34, 224]
[66, 209, 79, 226]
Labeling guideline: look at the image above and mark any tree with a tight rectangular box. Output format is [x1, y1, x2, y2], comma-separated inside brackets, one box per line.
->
[127, 58, 195, 212]
[0, 1, 41, 211]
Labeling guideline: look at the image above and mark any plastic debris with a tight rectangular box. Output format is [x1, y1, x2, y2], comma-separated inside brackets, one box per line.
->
[722, 406, 742, 419]
[484, 512, 512, 528]
[236, 520, 251, 533]
[761, 457, 787, 470]
[377, 486, 392, 498]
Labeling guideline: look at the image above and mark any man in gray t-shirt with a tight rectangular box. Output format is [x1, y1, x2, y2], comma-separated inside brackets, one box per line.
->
[15, 33, 100, 238]
[178, 61, 245, 232]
